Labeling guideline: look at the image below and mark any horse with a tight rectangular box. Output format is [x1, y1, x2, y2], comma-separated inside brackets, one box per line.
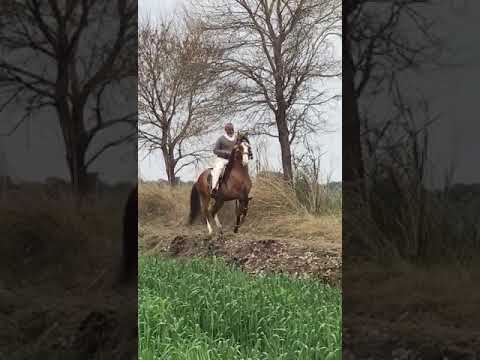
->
[188, 133, 253, 235]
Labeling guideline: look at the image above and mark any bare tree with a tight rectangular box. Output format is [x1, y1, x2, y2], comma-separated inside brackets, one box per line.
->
[344, 0, 440, 185]
[0, 1, 137, 194]
[344, 1, 449, 260]
[191, 0, 341, 182]
[138, 16, 232, 186]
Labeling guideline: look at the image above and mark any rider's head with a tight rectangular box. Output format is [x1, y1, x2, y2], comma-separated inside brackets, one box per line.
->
[225, 123, 234, 137]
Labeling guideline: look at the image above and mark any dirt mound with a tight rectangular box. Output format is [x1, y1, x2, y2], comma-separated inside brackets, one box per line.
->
[163, 233, 341, 285]
[169, 234, 225, 257]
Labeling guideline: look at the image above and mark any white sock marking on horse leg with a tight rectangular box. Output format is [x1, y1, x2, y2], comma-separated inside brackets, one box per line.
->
[214, 214, 222, 228]
[206, 218, 213, 234]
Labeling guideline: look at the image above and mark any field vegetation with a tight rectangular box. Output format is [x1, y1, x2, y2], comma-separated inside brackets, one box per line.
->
[139, 256, 341, 360]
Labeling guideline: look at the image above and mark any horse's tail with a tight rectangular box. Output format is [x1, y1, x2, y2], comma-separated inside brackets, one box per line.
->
[188, 183, 201, 225]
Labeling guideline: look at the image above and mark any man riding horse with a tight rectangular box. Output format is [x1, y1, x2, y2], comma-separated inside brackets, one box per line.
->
[188, 123, 253, 234]
[211, 122, 236, 199]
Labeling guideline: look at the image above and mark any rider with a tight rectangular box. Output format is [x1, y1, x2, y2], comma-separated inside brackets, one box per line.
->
[211, 122, 236, 198]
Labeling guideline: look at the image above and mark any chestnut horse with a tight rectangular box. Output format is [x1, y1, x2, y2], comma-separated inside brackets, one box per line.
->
[188, 134, 253, 234]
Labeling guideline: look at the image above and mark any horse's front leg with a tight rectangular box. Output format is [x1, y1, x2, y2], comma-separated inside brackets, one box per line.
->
[239, 199, 250, 225]
[234, 198, 251, 232]
[233, 200, 242, 233]
[240, 204, 249, 225]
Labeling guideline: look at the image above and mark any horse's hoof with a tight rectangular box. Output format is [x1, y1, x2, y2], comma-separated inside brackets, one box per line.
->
[233, 228, 238, 234]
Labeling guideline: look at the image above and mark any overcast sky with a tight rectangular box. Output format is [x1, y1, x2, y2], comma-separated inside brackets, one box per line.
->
[138, 0, 343, 183]
[423, 1, 480, 187]
[359, 0, 480, 188]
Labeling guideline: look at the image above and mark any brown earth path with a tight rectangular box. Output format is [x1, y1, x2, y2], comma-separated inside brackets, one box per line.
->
[140, 218, 342, 286]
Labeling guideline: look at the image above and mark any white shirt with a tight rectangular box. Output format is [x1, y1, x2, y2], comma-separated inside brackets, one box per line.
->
[224, 133, 235, 142]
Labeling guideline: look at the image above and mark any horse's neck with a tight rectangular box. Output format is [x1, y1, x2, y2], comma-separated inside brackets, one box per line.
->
[225, 159, 247, 176]
[232, 161, 248, 174]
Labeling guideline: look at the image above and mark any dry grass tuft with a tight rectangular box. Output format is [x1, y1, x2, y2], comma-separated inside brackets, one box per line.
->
[138, 175, 308, 229]
[139, 182, 190, 224]
[250, 174, 305, 217]
[247, 212, 341, 247]
[139, 174, 342, 244]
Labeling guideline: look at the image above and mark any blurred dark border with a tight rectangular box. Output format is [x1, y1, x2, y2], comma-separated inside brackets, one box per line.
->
[0, 1, 137, 358]
[343, 0, 480, 358]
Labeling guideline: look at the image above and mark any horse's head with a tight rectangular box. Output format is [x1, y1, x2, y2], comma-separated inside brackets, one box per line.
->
[234, 132, 253, 166]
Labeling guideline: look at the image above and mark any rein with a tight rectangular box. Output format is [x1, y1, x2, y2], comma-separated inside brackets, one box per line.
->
[221, 146, 238, 184]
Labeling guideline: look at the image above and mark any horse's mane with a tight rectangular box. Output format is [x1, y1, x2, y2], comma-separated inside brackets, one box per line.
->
[222, 146, 236, 182]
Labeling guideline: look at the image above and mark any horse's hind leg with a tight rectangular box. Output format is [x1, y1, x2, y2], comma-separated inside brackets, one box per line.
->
[200, 195, 213, 235]
[210, 199, 225, 234]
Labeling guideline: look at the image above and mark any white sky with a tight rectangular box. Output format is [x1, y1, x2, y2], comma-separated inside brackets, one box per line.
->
[138, 0, 342, 183]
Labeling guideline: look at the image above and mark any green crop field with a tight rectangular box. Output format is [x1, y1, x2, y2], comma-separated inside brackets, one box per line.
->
[139, 256, 341, 360]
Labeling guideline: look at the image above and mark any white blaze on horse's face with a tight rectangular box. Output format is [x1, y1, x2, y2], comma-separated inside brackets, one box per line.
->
[241, 142, 250, 166]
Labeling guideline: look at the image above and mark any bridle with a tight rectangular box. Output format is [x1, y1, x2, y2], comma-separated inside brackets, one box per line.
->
[236, 134, 253, 159]
[241, 141, 253, 158]
[234, 139, 253, 167]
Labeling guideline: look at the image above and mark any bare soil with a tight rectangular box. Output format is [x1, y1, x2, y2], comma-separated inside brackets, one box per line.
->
[140, 221, 342, 286]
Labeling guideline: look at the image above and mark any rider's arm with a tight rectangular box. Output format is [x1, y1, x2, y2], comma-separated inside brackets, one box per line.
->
[213, 138, 230, 159]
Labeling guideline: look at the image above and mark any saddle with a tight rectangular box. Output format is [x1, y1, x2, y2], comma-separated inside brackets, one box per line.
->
[207, 167, 226, 194]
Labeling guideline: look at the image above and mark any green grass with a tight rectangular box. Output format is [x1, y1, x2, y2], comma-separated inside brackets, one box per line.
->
[139, 256, 341, 360]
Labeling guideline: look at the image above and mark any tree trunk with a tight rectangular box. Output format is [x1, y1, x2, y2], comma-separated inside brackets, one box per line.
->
[66, 142, 88, 195]
[276, 107, 294, 183]
[343, 19, 364, 184]
[162, 147, 177, 186]
[56, 70, 90, 196]
[272, 34, 293, 184]
[343, 4, 367, 256]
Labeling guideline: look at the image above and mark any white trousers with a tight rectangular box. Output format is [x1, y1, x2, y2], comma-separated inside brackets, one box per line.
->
[211, 157, 228, 190]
